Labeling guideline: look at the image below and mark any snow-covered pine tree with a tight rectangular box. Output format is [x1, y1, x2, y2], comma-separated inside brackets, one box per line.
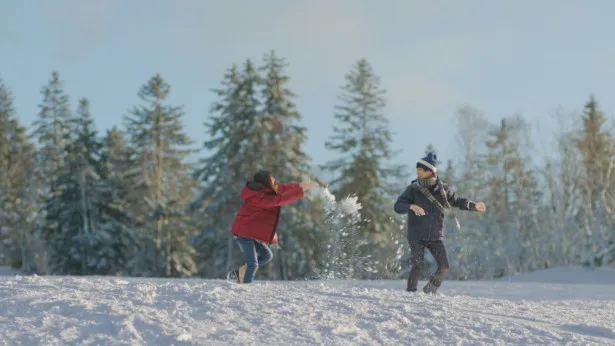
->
[257, 50, 326, 280]
[322, 59, 405, 279]
[193, 60, 270, 278]
[0, 76, 38, 269]
[32, 71, 73, 187]
[98, 126, 139, 275]
[31, 71, 75, 271]
[124, 74, 198, 277]
[45, 98, 106, 274]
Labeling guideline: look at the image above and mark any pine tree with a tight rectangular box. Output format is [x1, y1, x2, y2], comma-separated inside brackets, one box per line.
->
[0, 76, 38, 269]
[98, 126, 138, 274]
[45, 98, 105, 274]
[258, 50, 326, 279]
[322, 59, 405, 279]
[32, 71, 75, 272]
[32, 71, 73, 185]
[124, 74, 197, 277]
[192, 61, 262, 278]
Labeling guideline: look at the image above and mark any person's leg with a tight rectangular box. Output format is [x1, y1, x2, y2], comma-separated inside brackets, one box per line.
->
[423, 240, 450, 293]
[235, 236, 259, 283]
[407, 240, 425, 292]
[254, 240, 273, 267]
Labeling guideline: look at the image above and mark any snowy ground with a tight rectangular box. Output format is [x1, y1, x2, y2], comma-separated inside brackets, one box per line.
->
[1, 267, 615, 345]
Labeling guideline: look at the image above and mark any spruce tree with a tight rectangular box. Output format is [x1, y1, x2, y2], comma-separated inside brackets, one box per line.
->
[0, 76, 37, 269]
[258, 50, 326, 279]
[45, 98, 105, 274]
[193, 54, 326, 279]
[98, 126, 138, 274]
[32, 71, 73, 185]
[124, 74, 197, 277]
[192, 62, 261, 278]
[322, 59, 405, 279]
[32, 71, 75, 272]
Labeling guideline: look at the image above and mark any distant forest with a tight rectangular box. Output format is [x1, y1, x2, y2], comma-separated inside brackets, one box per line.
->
[1, 50, 614, 280]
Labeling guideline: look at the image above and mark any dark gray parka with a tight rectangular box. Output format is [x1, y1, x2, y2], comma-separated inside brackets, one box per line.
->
[394, 180, 476, 241]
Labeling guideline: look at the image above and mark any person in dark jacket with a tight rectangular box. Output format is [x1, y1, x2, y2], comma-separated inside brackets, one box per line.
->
[229, 170, 318, 283]
[394, 153, 486, 293]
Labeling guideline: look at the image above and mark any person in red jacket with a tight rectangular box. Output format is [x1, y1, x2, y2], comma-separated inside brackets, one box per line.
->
[229, 170, 318, 283]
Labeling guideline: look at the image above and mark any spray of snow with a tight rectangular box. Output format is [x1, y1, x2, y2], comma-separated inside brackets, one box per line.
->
[318, 187, 370, 279]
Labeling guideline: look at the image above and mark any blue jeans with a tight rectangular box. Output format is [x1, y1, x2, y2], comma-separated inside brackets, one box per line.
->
[235, 236, 273, 283]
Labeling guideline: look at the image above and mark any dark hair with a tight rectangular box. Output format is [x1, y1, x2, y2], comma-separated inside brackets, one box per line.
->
[253, 170, 279, 194]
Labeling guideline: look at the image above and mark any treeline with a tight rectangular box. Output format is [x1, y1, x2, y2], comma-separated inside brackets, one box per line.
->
[0, 50, 613, 280]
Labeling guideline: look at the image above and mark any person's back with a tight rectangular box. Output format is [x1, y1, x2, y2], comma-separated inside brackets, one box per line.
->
[232, 176, 304, 244]
[229, 170, 318, 283]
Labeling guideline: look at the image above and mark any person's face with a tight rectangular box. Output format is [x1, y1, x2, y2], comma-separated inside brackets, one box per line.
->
[270, 176, 276, 187]
[416, 167, 433, 179]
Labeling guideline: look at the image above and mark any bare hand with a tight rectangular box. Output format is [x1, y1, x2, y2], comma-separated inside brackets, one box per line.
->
[409, 204, 425, 216]
[300, 180, 318, 190]
[474, 202, 486, 212]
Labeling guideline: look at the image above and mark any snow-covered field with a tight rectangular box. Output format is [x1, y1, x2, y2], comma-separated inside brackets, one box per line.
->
[1, 267, 615, 345]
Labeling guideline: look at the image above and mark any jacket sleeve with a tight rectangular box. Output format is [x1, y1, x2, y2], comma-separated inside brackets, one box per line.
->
[249, 183, 305, 208]
[445, 185, 476, 211]
[394, 185, 414, 214]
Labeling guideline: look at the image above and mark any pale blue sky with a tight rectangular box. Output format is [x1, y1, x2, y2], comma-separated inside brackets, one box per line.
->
[2, 0, 614, 180]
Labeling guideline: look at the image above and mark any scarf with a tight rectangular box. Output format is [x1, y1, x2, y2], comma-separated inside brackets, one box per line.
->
[413, 177, 460, 230]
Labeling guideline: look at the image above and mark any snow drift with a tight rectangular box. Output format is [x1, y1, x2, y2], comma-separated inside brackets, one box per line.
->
[1, 266, 614, 345]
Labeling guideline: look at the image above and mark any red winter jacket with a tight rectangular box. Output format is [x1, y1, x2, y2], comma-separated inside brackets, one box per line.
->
[231, 181, 304, 244]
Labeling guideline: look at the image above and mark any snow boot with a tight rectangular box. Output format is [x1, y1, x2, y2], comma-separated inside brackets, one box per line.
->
[237, 264, 247, 283]
[227, 269, 238, 282]
[227, 264, 247, 283]
[422, 278, 442, 294]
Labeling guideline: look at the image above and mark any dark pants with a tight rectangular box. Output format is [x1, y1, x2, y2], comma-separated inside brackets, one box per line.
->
[235, 236, 273, 283]
[407, 239, 450, 292]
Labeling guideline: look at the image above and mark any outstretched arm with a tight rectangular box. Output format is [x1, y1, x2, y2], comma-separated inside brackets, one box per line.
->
[250, 183, 305, 208]
[394, 186, 414, 214]
[445, 186, 486, 212]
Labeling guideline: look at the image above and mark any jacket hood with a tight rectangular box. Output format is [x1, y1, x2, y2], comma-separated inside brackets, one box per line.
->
[240, 181, 275, 200]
